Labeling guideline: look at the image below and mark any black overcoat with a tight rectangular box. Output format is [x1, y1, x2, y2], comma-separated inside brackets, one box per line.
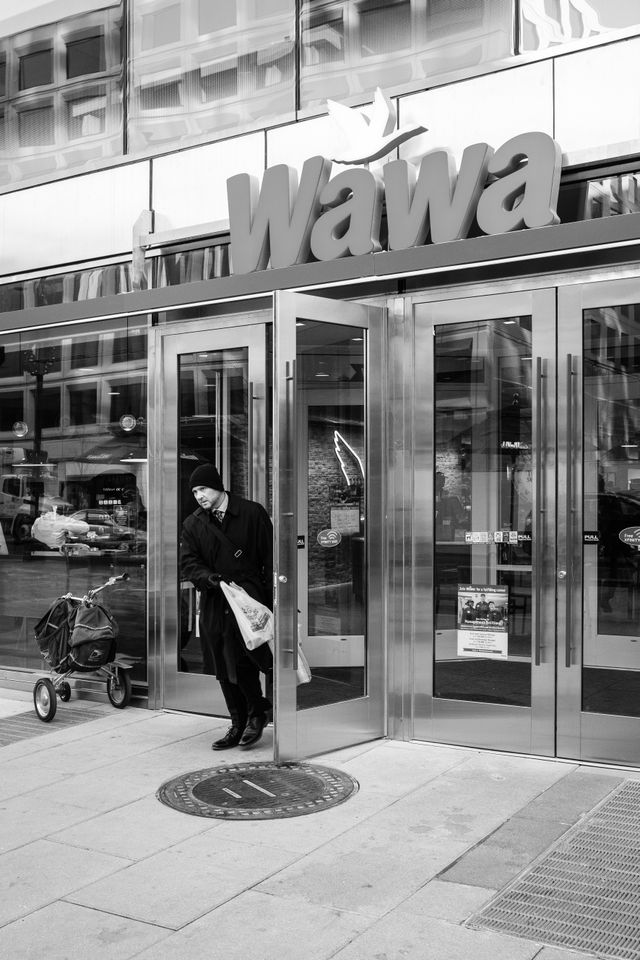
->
[180, 493, 273, 682]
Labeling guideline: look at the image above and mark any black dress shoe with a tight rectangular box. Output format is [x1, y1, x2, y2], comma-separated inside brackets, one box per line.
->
[211, 725, 243, 750]
[239, 715, 266, 748]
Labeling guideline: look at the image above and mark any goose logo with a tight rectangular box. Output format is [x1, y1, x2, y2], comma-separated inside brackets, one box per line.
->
[327, 88, 426, 166]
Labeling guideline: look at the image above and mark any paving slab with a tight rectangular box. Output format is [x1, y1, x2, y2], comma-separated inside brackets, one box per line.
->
[130, 889, 374, 960]
[0, 838, 131, 926]
[0, 901, 170, 960]
[329, 910, 542, 960]
[66, 836, 302, 929]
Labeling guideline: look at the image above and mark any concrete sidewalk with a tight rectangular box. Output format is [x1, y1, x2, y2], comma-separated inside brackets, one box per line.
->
[0, 690, 633, 960]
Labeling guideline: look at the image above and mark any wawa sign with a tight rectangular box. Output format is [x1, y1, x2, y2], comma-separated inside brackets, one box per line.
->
[226, 90, 562, 275]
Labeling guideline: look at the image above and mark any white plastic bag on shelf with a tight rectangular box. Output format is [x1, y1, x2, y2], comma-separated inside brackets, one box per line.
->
[31, 511, 90, 550]
[220, 581, 273, 650]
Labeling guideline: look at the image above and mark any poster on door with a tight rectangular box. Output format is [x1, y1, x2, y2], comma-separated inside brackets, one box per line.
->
[457, 585, 509, 659]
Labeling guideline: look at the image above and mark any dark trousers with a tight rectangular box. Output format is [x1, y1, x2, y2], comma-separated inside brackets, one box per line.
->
[218, 656, 271, 729]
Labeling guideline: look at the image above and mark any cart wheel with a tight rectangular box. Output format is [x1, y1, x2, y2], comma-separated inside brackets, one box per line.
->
[34, 678, 57, 722]
[58, 682, 71, 702]
[107, 668, 131, 709]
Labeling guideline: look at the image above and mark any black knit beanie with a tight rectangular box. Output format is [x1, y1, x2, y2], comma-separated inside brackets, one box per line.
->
[189, 463, 224, 491]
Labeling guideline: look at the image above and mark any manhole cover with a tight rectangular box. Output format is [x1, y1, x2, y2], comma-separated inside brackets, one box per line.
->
[156, 761, 359, 819]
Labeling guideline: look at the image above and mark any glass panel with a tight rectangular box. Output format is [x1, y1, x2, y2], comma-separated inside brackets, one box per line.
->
[177, 347, 249, 674]
[583, 303, 640, 716]
[66, 34, 105, 78]
[433, 317, 533, 707]
[521, 0, 640, 52]
[296, 321, 367, 710]
[67, 94, 107, 139]
[19, 48, 53, 89]
[300, 0, 512, 110]
[0, 319, 148, 683]
[18, 106, 55, 147]
[0, 4, 123, 183]
[129, 0, 295, 152]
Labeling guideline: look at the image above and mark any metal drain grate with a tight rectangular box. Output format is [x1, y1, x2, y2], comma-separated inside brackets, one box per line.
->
[0, 703, 113, 746]
[157, 761, 359, 819]
[469, 780, 640, 960]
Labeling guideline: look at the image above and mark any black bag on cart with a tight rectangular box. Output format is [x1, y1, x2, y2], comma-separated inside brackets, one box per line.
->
[68, 601, 118, 670]
[33, 597, 76, 668]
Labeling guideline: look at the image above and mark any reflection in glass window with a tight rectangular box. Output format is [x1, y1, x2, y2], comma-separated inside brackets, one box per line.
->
[0, 320, 149, 685]
[300, 0, 512, 110]
[559, 172, 640, 223]
[18, 105, 55, 146]
[432, 317, 534, 708]
[582, 303, 640, 716]
[0, 391, 23, 430]
[0, 3, 123, 184]
[67, 94, 107, 138]
[141, 4, 181, 49]
[199, 0, 236, 33]
[360, 0, 412, 56]
[68, 386, 98, 425]
[19, 48, 53, 89]
[71, 339, 99, 369]
[129, 0, 295, 152]
[66, 34, 105, 78]
[520, 0, 640, 51]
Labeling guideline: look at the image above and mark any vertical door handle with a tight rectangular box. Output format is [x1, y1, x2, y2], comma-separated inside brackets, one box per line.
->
[247, 380, 254, 500]
[284, 359, 298, 671]
[565, 353, 575, 668]
[534, 357, 544, 666]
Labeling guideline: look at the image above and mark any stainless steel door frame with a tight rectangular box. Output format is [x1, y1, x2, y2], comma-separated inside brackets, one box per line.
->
[273, 290, 386, 761]
[152, 317, 268, 715]
[411, 288, 557, 755]
[558, 277, 640, 764]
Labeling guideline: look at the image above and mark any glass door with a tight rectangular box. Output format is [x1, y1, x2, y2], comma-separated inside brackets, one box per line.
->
[413, 290, 557, 755]
[273, 291, 385, 761]
[558, 278, 640, 765]
[157, 318, 269, 714]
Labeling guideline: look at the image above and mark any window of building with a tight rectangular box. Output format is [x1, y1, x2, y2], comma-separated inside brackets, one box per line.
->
[299, 0, 512, 110]
[128, 0, 295, 151]
[19, 47, 53, 90]
[141, 3, 181, 49]
[32, 387, 61, 429]
[66, 93, 107, 138]
[0, 320, 149, 684]
[199, 0, 236, 33]
[1, 4, 124, 184]
[66, 34, 105, 79]
[71, 339, 100, 368]
[68, 385, 98, 425]
[359, 0, 412, 57]
[0, 391, 23, 430]
[17, 105, 55, 147]
[200, 58, 238, 102]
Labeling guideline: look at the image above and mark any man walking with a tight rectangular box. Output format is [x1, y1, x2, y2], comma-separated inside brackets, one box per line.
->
[180, 463, 273, 750]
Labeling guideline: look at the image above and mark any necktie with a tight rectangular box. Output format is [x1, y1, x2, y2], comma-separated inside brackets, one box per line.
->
[213, 510, 225, 524]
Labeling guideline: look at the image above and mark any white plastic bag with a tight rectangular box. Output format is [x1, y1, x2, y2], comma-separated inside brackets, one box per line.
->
[265, 624, 312, 685]
[296, 637, 312, 685]
[32, 511, 90, 550]
[220, 581, 273, 650]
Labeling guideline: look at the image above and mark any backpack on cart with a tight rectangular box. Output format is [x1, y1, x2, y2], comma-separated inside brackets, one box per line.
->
[68, 601, 118, 669]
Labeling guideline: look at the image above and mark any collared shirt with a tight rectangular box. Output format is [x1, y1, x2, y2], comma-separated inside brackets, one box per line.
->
[212, 492, 229, 523]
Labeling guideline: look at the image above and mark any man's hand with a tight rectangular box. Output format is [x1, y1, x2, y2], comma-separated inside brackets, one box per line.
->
[207, 574, 222, 589]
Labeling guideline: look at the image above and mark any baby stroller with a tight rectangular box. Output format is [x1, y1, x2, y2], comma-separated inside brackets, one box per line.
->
[33, 572, 132, 722]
